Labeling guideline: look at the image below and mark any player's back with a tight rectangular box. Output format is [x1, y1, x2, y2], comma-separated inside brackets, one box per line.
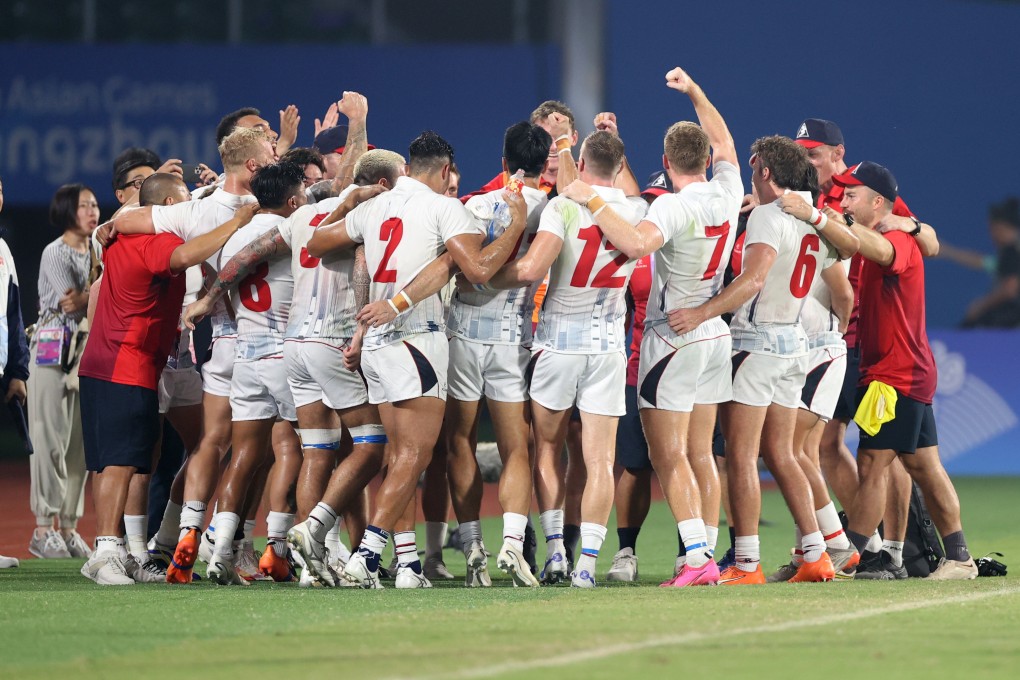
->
[447, 186, 548, 345]
[644, 161, 742, 326]
[344, 175, 478, 348]
[282, 190, 359, 342]
[536, 186, 647, 353]
[221, 213, 294, 359]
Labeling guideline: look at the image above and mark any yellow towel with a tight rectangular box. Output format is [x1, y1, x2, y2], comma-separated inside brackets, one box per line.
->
[853, 381, 898, 436]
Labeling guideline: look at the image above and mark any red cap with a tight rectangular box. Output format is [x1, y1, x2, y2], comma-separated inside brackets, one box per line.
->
[795, 139, 825, 149]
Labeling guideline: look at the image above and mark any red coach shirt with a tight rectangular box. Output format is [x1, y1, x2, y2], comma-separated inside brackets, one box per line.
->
[626, 255, 652, 387]
[79, 233, 186, 391]
[817, 181, 913, 348]
[857, 230, 937, 403]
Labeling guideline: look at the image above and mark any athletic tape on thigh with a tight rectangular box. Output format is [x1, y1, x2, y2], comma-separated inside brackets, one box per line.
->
[349, 423, 387, 445]
[299, 428, 342, 450]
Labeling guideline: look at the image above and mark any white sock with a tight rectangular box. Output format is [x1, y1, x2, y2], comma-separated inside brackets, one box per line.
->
[123, 514, 147, 558]
[425, 521, 448, 558]
[95, 536, 120, 557]
[179, 500, 207, 535]
[459, 520, 483, 552]
[883, 540, 905, 567]
[502, 512, 528, 552]
[815, 502, 852, 550]
[678, 518, 710, 568]
[801, 530, 826, 563]
[325, 518, 342, 554]
[394, 531, 420, 571]
[576, 522, 607, 575]
[212, 512, 240, 558]
[308, 503, 339, 543]
[267, 512, 295, 556]
[539, 509, 564, 542]
[154, 501, 182, 548]
[734, 535, 760, 572]
[243, 519, 257, 543]
[866, 531, 883, 554]
[706, 525, 719, 557]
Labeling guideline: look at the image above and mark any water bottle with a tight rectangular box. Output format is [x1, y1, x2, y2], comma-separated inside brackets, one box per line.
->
[484, 170, 524, 244]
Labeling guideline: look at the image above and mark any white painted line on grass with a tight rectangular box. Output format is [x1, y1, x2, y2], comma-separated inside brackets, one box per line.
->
[395, 584, 1020, 680]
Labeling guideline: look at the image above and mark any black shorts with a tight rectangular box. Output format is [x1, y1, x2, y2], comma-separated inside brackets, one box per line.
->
[81, 376, 160, 473]
[712, 418, 726, 457]
[831, 348, 858, 421]
[855, 385, 938, 454]
[615, 385, 651, 470]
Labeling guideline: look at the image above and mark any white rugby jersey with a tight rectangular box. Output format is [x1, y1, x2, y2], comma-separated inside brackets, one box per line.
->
[344, 176, 480, 349]
[801, 257, 847, 348]
[152, 189, 256, 339]
[534, 186, 647, 354]
[643, 161, 743, 329]
[730, 192, 837, 355]
[220, 213, 294, 359]
[447, 185, 549, 345]
[279, 186, 360, 342]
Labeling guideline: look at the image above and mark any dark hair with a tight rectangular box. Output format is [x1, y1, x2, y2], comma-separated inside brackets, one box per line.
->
[280, 147, 326, 175]
[250, 161, 306, 209]
[49, 184, 94, 231]
[504, 122, 552, 178]
[408, 130, 455, 175]
[216, 107, 261, 145]
[112, 147, 162, 192]
[751, 135, 818, 200]
[138, 173, 186, 207]
[580, 130, 625, 179]
[989, 197, 1020, 229]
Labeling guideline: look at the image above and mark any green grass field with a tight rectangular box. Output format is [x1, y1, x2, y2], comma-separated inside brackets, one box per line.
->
[2, 477, 1019, 679]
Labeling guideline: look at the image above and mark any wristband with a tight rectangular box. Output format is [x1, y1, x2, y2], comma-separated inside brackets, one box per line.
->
[389, 290, 412, 313]
[586, 195, 607, 216]
[809, 207, 827, 231]
[386, 299, 400, 315]
[555, 136, 571, 153]
[397, 290, 412, 311]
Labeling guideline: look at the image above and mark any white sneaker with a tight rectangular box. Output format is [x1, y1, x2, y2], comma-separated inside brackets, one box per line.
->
[0, 554, 19, 568]
[29, 529, 71, 559]
[606, 548, 639, 582]
[339, 552, 383, 589]
[928, 557, 979, 580]
[541, 549, 569, 584]
[134, 557, 168, 584]
[63, 531, 93, 559]
[464, 542, 492, 587]
[571, 567, 596, 588]
[81, 553, 135, 586]
[198, 530, 215, 564]
[288, 521, 334, 587]
[423, 554, 455, 580]
[235, 541, 269, 581]
[496, 541, 540, 587]
[207, 553, 249, 586]
[395, 565, 433, 589]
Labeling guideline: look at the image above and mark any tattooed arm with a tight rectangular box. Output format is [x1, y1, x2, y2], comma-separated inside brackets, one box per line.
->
[344, 245, 371, 370]
[182, 226, 290, 329]
[330, 92, 369, 195]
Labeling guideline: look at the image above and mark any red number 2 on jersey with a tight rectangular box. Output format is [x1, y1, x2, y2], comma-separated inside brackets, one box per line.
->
[701, 221, 731, 281]
[789, 233, 820, 299]
[570, 225, 629, 288]
[373, 217, 403, 283]
[299, 212, 330, 269]
[239, 261, 272, 312]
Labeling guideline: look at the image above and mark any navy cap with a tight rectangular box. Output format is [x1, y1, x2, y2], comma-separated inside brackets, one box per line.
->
[832, 161, 898, 203]
[312, 125, 350, 155]
[794, 118, 844, 148]
[641, 170, 673, 198]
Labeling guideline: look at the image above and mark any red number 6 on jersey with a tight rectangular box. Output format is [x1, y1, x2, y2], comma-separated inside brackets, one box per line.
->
[789, 233, 820, 299]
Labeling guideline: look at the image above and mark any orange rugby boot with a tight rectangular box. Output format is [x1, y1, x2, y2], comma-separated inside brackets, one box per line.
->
[718, 564, 766, 585]
[788, 552, 836, 583]
[166, 528, 199, 584]
[258, 541, 297, 582]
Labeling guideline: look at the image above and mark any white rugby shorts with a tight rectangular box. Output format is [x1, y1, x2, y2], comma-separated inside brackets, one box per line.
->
[201, 336, 236, 398]
[284, 339, 368, 411]
[637, 318, 732, 413]
[360, 332, 448, 405]
[447, 336, 529, 403]
[157, 366, 203, 414]
[527, 348, 626, 417]
[799, 345, 848, 421]
[731, 350, 809, 409]
[229, 356, 297, 422]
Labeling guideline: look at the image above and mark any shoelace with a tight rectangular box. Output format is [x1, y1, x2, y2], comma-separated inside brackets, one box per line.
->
[143, 560, 165, 575]
[44, 532, 67, 553]
[106, 556, 129, 576]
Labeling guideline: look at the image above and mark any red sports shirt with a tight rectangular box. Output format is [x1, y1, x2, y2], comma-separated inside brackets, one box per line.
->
[626, 255, 651, 387]
[817, 181, 913, 348]
[856, 230, 937, 403]
[79, 233, 186, 391]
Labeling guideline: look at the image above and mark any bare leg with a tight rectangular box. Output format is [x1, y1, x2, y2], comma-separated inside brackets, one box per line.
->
[820, 418, 859, 513]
